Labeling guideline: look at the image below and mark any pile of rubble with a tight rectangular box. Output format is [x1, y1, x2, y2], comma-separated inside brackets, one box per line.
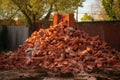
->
[0, 13, 120, 75]
[0, 22, 120, 74]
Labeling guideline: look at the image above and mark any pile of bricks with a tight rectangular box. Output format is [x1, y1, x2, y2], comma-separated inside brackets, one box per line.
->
[0, 13, 120, 75]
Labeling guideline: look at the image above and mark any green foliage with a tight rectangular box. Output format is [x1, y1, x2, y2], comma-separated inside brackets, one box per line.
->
[81, 13, 94, 21]
[11, 0, 85, 20]
[51, 0, 85, 14]
[0, 0, 19, 20]
[102, 0, 120, 20]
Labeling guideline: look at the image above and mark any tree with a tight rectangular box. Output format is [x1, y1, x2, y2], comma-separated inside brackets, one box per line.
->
[98, 8, 110, 20]
[89, 0, 109, 21]
[81, 13, 94, 21]
[102, 0, 120, 20]
[0, 0, 85, 34]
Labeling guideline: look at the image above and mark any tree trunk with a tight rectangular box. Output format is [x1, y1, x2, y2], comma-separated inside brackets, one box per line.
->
[22, 11, 36, 36]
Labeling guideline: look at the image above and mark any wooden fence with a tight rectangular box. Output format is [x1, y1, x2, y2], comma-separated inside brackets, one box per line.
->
[77, 21, 120, 51]
[0, 26, 28, 51]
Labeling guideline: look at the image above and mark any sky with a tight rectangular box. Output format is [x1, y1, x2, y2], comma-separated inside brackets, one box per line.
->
[75, 0, 102, 21]
[79, 0, 96, 13]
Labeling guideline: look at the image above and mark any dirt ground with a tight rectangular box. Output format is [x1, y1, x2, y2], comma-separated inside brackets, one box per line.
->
[0, 68, 120, 80]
